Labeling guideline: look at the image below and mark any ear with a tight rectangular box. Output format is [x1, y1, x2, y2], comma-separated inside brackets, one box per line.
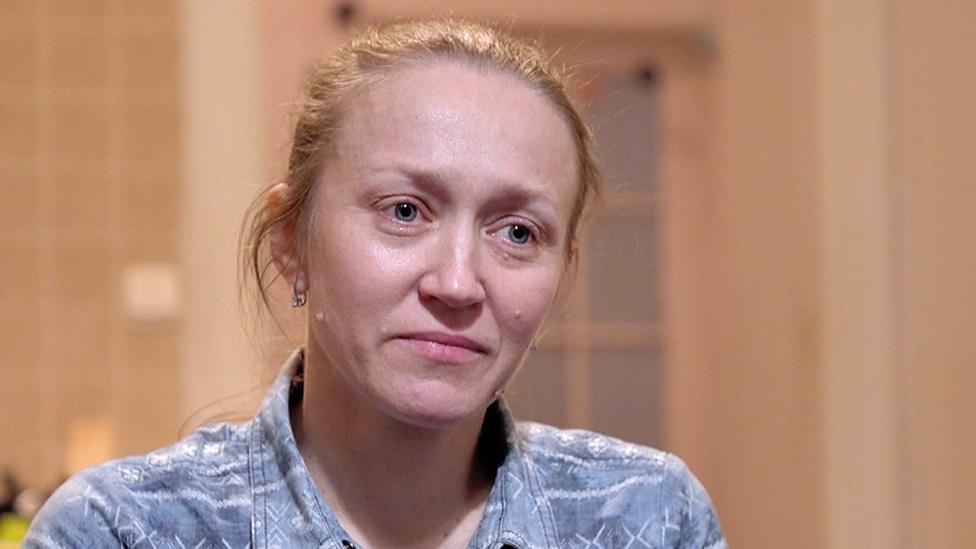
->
[267, 183, 308, 293]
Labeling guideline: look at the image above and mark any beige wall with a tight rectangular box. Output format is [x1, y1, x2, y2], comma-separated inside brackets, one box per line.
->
[819, 0, 901, 546]
[179, 0, 267, 428]
[0, 0, 184, 488]
[670, 2, 826, 546]
[889, 1, 976, 546]
[672, 1, 976, 547]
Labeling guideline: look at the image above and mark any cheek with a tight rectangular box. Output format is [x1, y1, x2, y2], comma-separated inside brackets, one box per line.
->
[314, 227, 416, 300]
[495, 268, 562, 338]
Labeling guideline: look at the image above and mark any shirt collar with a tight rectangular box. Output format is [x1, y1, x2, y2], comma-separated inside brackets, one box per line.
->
[251, 347, 349, 546]
[471, 399, 561, 549]
[251, 347, 559, 549]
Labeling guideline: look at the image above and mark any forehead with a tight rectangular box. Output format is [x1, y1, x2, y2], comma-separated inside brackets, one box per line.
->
[330, 60, 578, 208]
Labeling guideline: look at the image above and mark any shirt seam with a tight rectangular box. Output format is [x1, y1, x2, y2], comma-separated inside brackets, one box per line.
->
[247, 418, 265, 549]
[519, 453, 559, 548]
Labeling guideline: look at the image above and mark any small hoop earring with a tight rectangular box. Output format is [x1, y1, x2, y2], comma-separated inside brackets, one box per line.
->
[291, 286, 307, 308]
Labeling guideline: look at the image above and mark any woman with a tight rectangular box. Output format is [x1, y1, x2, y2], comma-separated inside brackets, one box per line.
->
[26, 20, 725, 548]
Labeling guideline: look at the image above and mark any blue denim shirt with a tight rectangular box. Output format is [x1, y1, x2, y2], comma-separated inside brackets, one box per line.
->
[26, 349, 726, 548]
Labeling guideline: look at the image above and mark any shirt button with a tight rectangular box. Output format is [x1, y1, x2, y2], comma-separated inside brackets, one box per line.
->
[341, 541, 356, 549]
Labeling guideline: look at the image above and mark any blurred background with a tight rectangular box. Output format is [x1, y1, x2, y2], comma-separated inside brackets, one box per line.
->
[1, 0, 973, 547]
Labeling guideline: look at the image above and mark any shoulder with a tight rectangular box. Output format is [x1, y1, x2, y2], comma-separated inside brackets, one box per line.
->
[516, 422, 727, 548]
[24, 422, 252, 548]
[515, 421, 674, 498]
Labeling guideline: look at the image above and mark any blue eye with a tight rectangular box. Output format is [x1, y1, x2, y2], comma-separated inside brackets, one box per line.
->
[393, 202, 418, 222]
[507, 224, 532, 244]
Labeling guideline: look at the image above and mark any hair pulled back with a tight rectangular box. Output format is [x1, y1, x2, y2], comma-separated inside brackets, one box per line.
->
[240, 19, 600, 320]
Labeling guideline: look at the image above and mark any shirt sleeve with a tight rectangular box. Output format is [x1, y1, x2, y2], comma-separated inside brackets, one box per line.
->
[667, 454, 728, 549]
[22, 472, 127, 548]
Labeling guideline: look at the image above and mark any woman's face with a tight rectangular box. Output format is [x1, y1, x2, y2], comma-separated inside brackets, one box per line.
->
[301, 60, 578, 428]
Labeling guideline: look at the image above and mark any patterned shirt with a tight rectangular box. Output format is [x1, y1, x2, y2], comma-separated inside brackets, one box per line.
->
[25, 348, 726, 548]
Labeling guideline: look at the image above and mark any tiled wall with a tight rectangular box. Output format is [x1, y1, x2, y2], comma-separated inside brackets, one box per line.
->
[0, 0, 183, 488]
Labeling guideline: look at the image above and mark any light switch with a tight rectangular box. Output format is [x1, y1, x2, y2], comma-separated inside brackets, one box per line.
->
[122, 262, 182, 321]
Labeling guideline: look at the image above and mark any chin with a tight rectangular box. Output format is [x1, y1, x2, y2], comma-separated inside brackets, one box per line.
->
[382, 381, 491, 430]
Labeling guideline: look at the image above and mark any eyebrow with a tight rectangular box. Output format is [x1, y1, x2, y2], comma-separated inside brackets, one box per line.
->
[397, 167, 453, 202]
[371, 165, 555, 207]
[368, 165, 563, 242]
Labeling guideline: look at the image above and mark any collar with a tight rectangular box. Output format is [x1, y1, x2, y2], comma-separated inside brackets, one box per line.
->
[470, 399, 560, 549]
[249, 347, 559, 549]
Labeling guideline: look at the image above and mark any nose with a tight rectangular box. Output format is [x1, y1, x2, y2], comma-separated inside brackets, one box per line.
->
[418, 230, 486, 309]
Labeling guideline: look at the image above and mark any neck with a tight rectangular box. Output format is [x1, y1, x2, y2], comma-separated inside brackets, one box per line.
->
[293, 344, 494, 548]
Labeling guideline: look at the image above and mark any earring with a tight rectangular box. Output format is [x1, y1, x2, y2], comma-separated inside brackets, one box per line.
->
[291, 285, 307, 308]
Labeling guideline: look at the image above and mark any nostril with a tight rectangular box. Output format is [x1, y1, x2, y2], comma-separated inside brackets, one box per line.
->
[418, 276, 486, 309]
[417, 266, 485, 309]
[416, 234, 487, 308]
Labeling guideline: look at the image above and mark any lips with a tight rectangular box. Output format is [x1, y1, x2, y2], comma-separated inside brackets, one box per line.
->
[393, 332, 490, 364]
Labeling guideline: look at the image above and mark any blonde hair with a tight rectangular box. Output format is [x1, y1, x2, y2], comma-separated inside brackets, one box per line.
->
[240, 19, 600, 319]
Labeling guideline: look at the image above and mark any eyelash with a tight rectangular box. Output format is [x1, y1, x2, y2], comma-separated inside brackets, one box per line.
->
[380, 199, 428, 225]
[494, 220, 540, 247]
[377, 198, 542, 247]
